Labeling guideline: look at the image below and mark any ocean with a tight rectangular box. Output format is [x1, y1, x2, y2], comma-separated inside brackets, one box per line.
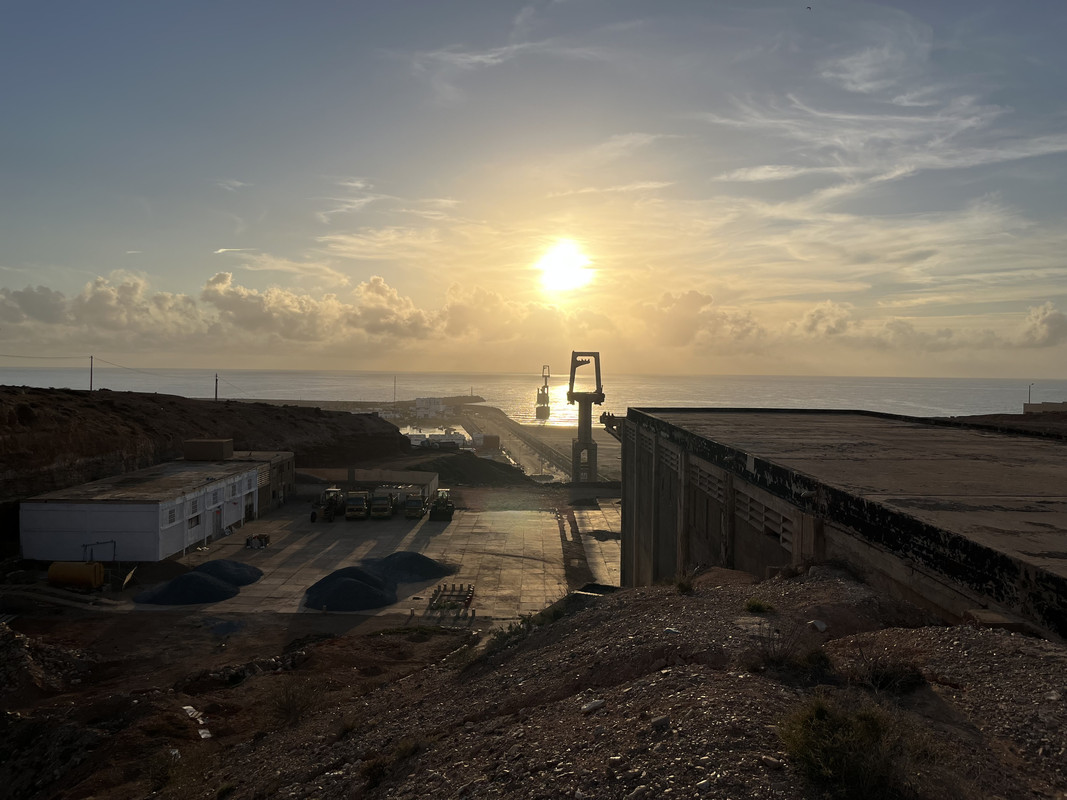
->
[2, 366, 1062, 426]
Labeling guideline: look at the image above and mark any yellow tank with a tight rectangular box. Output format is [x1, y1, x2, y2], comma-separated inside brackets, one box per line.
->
[47, 561, 105, 590]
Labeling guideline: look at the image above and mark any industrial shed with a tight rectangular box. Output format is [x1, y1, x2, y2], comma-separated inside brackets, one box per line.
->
[20, 459, 262, 563]
[611, 408, 1067, 640]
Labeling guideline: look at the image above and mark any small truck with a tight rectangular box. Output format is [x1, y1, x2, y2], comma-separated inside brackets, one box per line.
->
[344, 490, 371, 520]
[403, 492, 427, 519]
[370, 487, 396, 519]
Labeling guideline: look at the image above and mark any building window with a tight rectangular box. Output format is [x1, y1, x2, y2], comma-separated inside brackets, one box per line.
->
[231, 485, 237, 497]
[188, 515, 201, 529]
[212, 490, 219, 505]
[191, 498, 199, 513]
[167, 509, 176, 525]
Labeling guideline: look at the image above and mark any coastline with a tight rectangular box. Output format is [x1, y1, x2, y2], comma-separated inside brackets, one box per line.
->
[245, 397, 623, 482]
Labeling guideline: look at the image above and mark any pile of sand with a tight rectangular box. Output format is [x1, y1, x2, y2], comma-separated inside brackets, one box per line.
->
[361, 551, 455, 584]
[134, 559, 261, 605]
[303, 552, 455, 611]
[192, 559, 263, 586]
[304, 566, 397, 612]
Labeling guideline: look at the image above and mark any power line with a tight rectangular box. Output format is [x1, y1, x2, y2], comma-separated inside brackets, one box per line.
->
[0, 352, 89, 360]
[216, 374, 258, 399]
[92, 357, 175, 380]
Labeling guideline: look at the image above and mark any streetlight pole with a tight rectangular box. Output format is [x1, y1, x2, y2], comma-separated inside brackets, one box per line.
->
[1029, 383, 1035, 404]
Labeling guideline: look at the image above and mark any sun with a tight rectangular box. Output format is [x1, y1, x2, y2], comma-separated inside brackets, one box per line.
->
[536, 240, 594, 292]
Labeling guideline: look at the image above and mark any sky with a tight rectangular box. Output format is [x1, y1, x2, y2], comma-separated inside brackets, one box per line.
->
[1, 0, 1066, 378]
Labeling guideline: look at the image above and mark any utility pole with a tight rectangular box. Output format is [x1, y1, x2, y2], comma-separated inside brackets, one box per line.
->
[1029, 383, 1035, 404]
[215, 373, 219, 401]
[89, 355, 93, 391]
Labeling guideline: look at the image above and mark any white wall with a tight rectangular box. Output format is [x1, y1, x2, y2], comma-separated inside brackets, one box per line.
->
[21, 503, 163, 562]
[21, 466, 261, 562]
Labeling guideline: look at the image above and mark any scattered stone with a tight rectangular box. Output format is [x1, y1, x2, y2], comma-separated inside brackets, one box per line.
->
[808, 619, 828, 633]
[581, 699, 606, 714]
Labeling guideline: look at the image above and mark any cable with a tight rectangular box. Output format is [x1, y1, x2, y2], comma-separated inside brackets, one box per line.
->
[0, 352, 89, 360]
[216, 374, 258, 399]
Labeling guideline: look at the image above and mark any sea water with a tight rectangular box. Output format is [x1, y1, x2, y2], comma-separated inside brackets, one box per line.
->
[2, 366, 1062, 426]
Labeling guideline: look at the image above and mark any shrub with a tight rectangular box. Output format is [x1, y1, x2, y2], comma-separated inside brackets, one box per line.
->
[753, 619, 803, 668]
[745, 597, 774, 613]
[360, 736, 428, 789]
[846, 644, 925, 695]
[779, 693, 932, 799]
[270, 675, 317, 725]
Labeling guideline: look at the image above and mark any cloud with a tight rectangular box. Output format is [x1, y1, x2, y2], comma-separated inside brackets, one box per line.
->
[200, 272, 348, 342]
[313, 177, 399, 223]
[549, 181, 673, 197]
[213, 248, 258, 255]
[1016, 302, 1067, 348]
[0, 285, 68, 324]
[216, 179, 251, 192]
[238, 253, 349, 284]
[318, 227, 442, 261]
[818, 14, 932, 95]
[631, 290, 765, 349]
[799, 301, 854, 336]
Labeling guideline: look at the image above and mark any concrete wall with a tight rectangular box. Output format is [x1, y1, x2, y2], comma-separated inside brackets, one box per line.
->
[619, 409, 1067, 640]
[1023, 402, 1067, 414]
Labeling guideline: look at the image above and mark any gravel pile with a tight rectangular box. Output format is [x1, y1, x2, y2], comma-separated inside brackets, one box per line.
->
[361, 551, 455, 584]
[304, 553, 454, 612]
[304, 567, 397, 612]
[192, 559, 263, 586]
[134, 572, 240, 605]
[134, 559, 262, 605]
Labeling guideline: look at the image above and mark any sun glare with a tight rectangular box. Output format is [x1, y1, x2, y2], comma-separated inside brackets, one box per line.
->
[536, 240, 594, 292]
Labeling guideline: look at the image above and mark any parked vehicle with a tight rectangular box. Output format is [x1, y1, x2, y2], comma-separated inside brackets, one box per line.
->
[427, 488, 455, 521]
[312, 487, 345, 522]
[403, 492, 427, 519]
[345, 490, 371, 520]
[370, 487, 396, 519]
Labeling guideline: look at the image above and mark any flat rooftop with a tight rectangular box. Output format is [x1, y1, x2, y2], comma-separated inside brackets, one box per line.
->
[28, 460, 257, 503]
[639, 409, 1067, 579]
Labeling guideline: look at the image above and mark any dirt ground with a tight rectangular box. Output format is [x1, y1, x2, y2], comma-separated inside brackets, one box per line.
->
[3, 554, 1066, 799]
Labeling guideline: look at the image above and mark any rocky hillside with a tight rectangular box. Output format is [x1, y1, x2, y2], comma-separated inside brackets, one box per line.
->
[0, 386, 411, 550]
[0, 386, 409, 499]
[2, 566, 1064, 799]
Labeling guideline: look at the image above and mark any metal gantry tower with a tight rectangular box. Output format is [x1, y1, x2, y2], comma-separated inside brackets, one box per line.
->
[566, 351, 605, 483]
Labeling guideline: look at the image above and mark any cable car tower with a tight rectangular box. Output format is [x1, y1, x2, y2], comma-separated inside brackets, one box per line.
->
[535, 365, 551, 420]
[566, 351, 605, 483]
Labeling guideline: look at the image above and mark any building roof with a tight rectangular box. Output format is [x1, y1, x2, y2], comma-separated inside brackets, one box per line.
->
[27, 460, 260, 504]
[633, 408, 1067, 579]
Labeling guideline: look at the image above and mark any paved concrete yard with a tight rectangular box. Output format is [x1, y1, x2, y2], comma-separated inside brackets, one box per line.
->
[169, 499, 621, 624]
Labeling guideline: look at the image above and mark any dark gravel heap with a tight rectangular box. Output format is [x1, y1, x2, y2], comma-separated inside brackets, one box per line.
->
[303, 554, 453, 611]
[361, 551, 455, 584]
[134, 572, 240, 605]
[304, 566, 397, 612]
[192, 559, 264, 586]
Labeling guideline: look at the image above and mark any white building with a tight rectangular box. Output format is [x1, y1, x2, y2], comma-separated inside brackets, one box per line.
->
[20, 460, 261, 563]
[415, 397, 444, 419]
